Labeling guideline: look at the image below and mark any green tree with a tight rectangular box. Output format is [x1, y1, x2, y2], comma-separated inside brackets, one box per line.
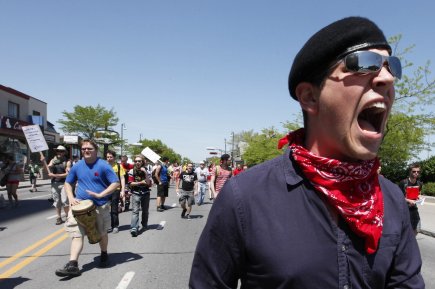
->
[379, 35, 435, 179]
[58, 105, 119, 141]
[421, 156, 435, 183]
[242, 127, 285, 166]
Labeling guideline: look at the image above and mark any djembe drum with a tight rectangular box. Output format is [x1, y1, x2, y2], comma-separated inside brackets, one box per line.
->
[71, 200, 101, 244]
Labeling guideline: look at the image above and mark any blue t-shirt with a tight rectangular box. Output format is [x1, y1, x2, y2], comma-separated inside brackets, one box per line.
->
[160, 164, 168, 184]
[66, 158, 119, 206]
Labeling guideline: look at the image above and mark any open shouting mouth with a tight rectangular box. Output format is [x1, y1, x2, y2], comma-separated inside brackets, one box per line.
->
[357, 102, 387, 135]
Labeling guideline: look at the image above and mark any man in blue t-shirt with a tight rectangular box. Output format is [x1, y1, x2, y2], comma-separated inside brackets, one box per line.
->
[154, 156, 170, 212]
[55, 139, 119, 278]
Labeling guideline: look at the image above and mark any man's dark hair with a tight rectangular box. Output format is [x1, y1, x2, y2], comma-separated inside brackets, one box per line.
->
[106, 150, 117, 157]
[221, 154, 231, 161]
[409, 163, 421, 172]
[162, 156, 169, 162]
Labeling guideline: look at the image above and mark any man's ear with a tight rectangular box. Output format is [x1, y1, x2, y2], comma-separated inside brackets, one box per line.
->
[295, 82, 319, 115]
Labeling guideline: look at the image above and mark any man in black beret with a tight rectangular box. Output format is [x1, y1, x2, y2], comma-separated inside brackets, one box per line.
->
[190, 17, 424, 288]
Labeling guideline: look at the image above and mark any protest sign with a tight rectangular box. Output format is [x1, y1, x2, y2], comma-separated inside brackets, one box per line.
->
[22, 125, 49, 152]
[141, 147, 161, 164]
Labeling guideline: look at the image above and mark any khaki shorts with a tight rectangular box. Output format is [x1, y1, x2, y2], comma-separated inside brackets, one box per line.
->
[64, 202, 111, 238]
[51, 182, 69, 209]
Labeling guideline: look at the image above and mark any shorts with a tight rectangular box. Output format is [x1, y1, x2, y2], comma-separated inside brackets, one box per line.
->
[51, 182, 69, 209]
[157, 183, 169, 197]
[179, 189, 195, 207]
[64, 201, 111, 238]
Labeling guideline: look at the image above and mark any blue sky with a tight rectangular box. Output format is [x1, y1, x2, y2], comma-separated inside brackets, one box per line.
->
[1, 0, 434, 162]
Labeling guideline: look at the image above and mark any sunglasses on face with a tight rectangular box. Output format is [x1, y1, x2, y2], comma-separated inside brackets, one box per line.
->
[412, 170, 420, 174]
[342, 50, 402, 79]
[134, 160, 142, 163]
[81, 148, 94, 151]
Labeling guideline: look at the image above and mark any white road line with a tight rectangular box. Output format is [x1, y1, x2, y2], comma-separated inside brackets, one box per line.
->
[171, 203, 177, 208]
[46, 213, 66, 220]
[157, 221, 166, 230]
[116, 271, 135, 289]
[24, 194, 51, 200]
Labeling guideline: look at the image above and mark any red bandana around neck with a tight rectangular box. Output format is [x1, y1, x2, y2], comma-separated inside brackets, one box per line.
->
[278, 128, 383, 254]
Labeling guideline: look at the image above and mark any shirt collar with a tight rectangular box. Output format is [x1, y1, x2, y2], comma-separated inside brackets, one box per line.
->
[282, 148, 304, 186]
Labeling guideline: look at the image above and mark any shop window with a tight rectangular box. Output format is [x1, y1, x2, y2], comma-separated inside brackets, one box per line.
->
[8, 101, 19, 118]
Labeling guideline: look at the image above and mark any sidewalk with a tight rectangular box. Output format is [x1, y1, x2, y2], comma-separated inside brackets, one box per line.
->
[0, 178, 52, 192]
[1, 180, 434, 237]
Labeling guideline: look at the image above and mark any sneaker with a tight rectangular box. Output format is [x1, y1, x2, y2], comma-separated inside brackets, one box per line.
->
[48, 198, 54, 203]
[181, 209, 187, 218]
[56, 218, 63, 225]
[99, 253, 109, 268]
[186, 214, 191, 220]
[157, 207, 164, 212]
[112, 227, 119, 234]
[55, 262, 81, 277]
[131, 230, 137, 237]
[160, 205, 167, 210]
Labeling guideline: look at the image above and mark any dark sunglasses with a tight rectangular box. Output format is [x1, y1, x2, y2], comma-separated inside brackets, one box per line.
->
[134, 160, 142, 163]
[342, 51, 402, 79]
[81, 148, 94, 151]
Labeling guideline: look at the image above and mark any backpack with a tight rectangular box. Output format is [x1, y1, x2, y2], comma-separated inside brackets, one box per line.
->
[152, 166, 160, 184]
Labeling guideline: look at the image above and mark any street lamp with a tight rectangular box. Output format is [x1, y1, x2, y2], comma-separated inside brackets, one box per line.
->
[120, 123, 127, 156]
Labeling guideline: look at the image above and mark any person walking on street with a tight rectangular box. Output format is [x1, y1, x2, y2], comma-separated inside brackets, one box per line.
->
[190, 17, 424, 288]
[55, 139, 119, 278]
[120, 155, 133, 211]
[176, 163, 198, 219]
[232, 163, 244, 176]
[128, 155, 152, 237]
[210, 154, 232, 199]
[106, 150, 125, 234]
[399, 163, 423, 236]
[154, 156, 169, 212]
[1, 154, 21, 208]
[206, 163, 214, 200]
[194, 161, 208, 205]
[41, 145, 71, 225]
[28, 159, 41, 192]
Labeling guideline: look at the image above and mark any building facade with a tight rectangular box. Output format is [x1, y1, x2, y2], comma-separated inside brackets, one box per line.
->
[0, 84, 61, 178]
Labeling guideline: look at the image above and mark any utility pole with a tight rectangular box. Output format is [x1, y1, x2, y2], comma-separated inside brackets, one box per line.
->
[231, 131, 235, 168]
[120, 123, 126, 156]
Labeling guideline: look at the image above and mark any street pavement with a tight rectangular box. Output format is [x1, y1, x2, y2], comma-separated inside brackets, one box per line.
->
[2, 178, 434, 237]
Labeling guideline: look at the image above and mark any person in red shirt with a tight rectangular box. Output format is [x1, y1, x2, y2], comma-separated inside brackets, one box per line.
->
[233, 164, 244, 176]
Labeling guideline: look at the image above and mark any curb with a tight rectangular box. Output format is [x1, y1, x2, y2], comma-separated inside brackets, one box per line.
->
[420, 229, 435, 238]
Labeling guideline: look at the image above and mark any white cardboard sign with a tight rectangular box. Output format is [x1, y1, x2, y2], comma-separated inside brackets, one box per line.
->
[141, 147, 161, 164]
[22, 125, 49, 152]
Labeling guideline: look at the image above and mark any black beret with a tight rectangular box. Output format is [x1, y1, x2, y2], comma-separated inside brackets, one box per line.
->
[288, 17, 391, 100]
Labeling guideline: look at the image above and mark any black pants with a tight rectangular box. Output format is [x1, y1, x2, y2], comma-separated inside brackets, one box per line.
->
[110, 190, 121, 228]
[409, 207, 420, 231]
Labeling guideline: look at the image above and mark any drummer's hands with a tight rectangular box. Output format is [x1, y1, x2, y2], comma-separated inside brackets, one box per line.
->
[87, 190, 103, 199]
[69, 198, 81, 206]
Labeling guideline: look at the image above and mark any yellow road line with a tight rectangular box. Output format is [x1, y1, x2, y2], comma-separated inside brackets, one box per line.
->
[0, 228, 65, 269]
[0, 233, 68, 279]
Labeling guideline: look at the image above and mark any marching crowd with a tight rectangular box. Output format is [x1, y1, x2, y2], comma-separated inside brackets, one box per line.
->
[14, 140, 243, 277]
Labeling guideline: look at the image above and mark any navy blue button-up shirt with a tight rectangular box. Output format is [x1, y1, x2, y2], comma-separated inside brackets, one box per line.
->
[190, 149, 424, 288]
